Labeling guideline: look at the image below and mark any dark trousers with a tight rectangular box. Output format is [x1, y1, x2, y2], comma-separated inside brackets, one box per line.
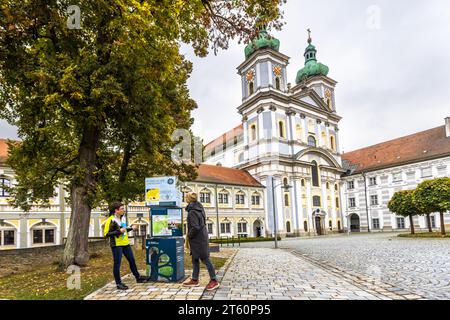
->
[192, 256, 217, 281]
[111, 245, 140, 284]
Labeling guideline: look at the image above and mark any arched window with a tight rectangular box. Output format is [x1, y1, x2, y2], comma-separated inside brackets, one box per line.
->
[301, 179, 306, 187]
[327, 98, 332, 110]
[304, 221, 308, 232]
[326, 182, 330, 189]
[283, 177, 288, 186]
[248, 81, 254, 95]
[235, 191, 245, 205]
[31, 222, 56, 245]
[0, 221, 16, 247]
[250, 124, 257, 141]
[321, 131, 327, 147]
[338, 220, 341, 230]
[0, 178, 10, 197]
[329, 220, 333, 230]
[286, 221, 291, 233]
[200, 189, 211, 204]
[335, 197, 340, 208]
[330, 135, 336, 151]
[308, 136, 317, 147]
[311, 161, 319, 187]
[284, 193, 290, 206]
[275, 77, 281, 90]
[335, 184, 339, 191]
[278, 121, 285, 138]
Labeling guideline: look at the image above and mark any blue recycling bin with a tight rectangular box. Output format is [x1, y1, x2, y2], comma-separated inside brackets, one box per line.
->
[145, 237, 185, 282]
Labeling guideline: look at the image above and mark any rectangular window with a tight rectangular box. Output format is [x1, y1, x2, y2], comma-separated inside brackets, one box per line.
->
[2, 230, 15, 246]
[220, 223, 231, 234]
[370, 195, 379, 206]
[372, 218, 380, 230]
[200, 192, 211, 204]
[237, 222, 247, 233]
[45, 229, 55, 243]
[218, 193, 229, 204]
[396, 217, 405, 229]
[431, 216, 436, 228]
[369, 177, 377, 186]
[437, 166, 447, 176]
[0, 178, 10, 197]
[313, 196, 321, 207]
[235, 194, 245, 205]
[33, 229, 43, 244]
[207, 223, 213, 235]
[349, 198, 356, 208]
[393, 172, 402, 182]
[347, 181, 354, 190]
[406, 172, 415, 181]
[421, 167, 432, 178]
[251, 195, 261, 206]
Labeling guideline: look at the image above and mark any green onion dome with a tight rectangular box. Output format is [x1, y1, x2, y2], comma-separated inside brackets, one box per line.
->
[296, 35, 329, 84]
[244, 29, 280, 59]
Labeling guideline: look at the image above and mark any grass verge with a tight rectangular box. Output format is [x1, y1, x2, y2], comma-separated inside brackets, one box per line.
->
[398, 232, 450, 238]
[0, 246, 228, 300]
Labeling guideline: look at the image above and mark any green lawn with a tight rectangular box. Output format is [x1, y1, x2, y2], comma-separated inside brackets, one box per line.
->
[0, 246, 227, 300]
[398, 232, 450, 239]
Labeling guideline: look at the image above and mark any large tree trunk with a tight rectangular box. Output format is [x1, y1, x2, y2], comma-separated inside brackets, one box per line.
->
[440, 212, 446, 236]
[426, 213, 432, 233]
[63, 125, 100, 267]
[409, 215, 415, 235]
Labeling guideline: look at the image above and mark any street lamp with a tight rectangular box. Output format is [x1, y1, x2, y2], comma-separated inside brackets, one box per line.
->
[271, 176, 292, 249]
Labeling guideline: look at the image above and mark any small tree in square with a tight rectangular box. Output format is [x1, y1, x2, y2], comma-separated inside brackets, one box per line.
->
[414, 178, 450, 236]
[388, 190, 420, 235]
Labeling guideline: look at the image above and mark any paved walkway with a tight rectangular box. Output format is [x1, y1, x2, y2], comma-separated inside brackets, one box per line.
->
[207, 248, 421, 300]
[84, 249, 236, 300]
[265, 233, 450, 300]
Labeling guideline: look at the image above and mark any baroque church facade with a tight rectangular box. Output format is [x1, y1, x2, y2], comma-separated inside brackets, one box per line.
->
[204, 29, 346, 236]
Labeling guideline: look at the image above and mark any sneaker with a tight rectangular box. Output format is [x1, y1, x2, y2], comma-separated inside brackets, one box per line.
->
[136, 276, 150, 283]
[116, 283, 129, 290]
[206, 279, 220, 291]
[182, 278, 199, 287]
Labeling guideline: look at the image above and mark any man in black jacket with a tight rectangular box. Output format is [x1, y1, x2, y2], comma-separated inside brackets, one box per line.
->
[182, 192, 220, 291]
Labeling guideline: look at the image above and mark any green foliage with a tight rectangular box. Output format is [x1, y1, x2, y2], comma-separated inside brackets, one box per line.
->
[0, 0, 285, 210]
[388, 190, 422, 218]
[413, 177, 450, 215]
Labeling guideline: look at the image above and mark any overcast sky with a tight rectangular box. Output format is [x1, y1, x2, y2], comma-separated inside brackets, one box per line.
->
[1, 0, 449, 153]
[183, 0, 450, 152]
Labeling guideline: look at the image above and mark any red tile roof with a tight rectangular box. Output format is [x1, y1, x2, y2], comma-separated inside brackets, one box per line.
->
[342, 125, 450, 174]
[204, 124, 243, 154]
[195, 164, 264, 187]
[0, 139, 9, 163]
[0, 138, 263, 187]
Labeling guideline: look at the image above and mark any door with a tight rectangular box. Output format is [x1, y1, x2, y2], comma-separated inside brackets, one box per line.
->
[350, 214, 360, 232]
[315, 216, 322, 235]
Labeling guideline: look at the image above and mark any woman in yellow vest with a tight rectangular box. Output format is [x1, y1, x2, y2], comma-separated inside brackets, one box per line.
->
[104, 202, 149, 290]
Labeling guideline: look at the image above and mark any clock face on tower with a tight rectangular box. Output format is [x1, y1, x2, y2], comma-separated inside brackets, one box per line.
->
[273, 65, 282, 77]
[246, 69, 255, 82]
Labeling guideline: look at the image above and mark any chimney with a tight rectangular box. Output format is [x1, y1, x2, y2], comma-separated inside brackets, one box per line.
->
[446, 117, 450, 138]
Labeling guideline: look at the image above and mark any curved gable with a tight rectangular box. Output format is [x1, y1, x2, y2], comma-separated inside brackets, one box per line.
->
[294, 147, 343, 169]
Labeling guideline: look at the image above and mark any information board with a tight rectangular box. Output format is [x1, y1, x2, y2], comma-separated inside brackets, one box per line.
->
[151, 207, 183, 237]
[145, 176, 181, 207]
